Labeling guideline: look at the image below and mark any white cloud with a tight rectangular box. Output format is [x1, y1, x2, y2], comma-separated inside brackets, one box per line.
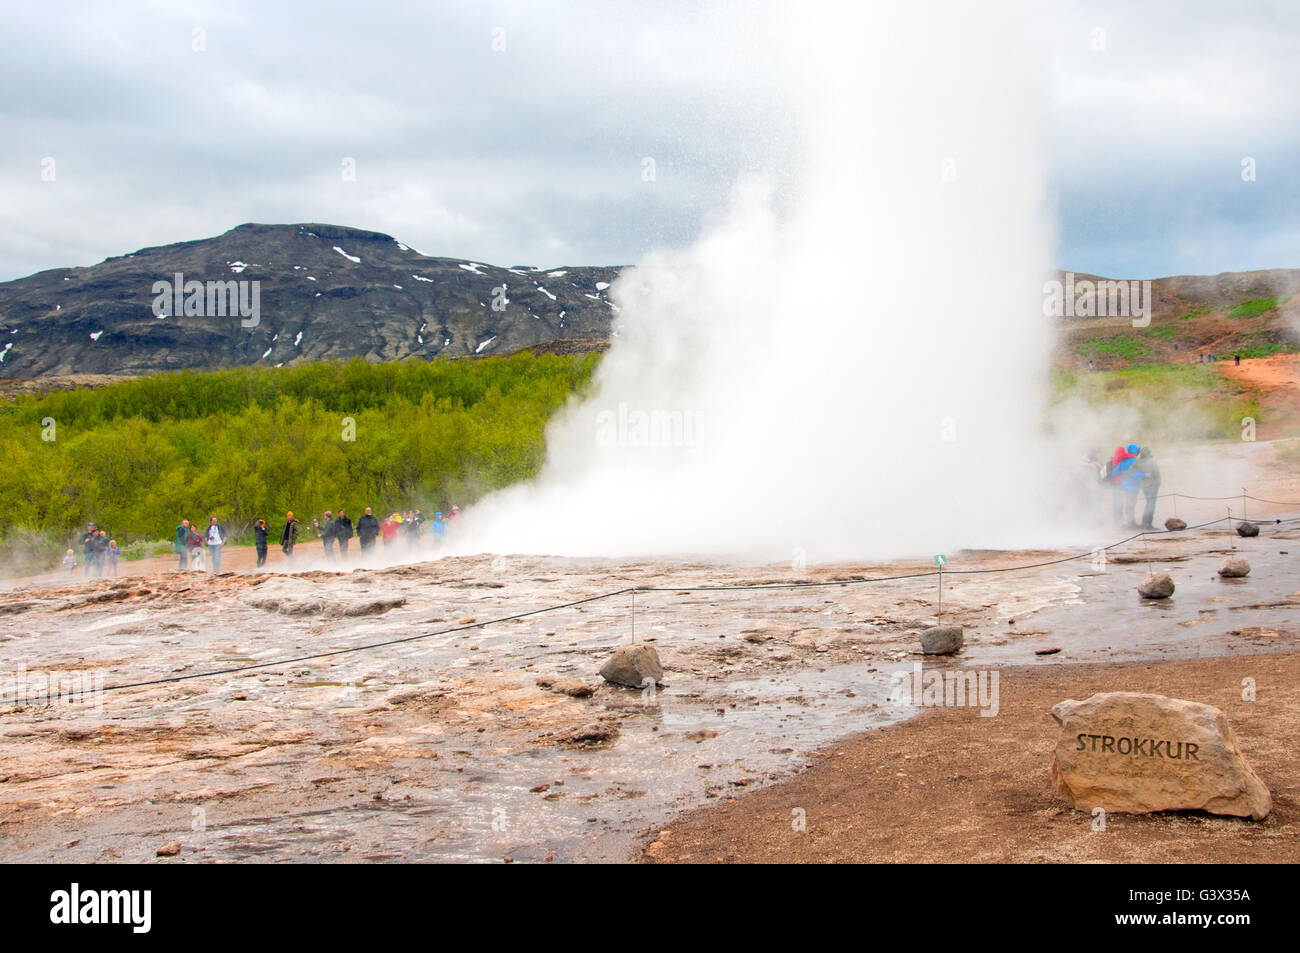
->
[0, 0, 1295, 281]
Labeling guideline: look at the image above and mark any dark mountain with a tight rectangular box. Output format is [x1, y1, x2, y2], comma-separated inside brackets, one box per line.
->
[0, 223, 623, 376]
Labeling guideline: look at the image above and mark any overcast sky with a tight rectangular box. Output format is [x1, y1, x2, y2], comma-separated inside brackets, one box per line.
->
[2, 0, 1297, 282]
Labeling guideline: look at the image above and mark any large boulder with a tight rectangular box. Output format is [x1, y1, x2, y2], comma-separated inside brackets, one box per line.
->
[1138, 573, 1175, 599]
[1164, 517, 1187, 531]
[1050, 692, 1271, 820]
[599, 643, 663, 688]
[1236, 521, 1260, 538]
[1218, 558, 1251, 578]
[919, 625, 964, 655]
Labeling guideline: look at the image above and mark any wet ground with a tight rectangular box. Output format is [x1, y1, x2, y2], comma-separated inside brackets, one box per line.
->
[1, 504, 1297, 863]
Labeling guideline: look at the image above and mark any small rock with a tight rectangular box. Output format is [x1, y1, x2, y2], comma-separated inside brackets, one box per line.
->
[599, 643, 663, 688]
[536, 676, 595, 698]
[1236, 522, 1259, 537]
[1218, 558, 1251, 578]
[920, 625, 964, 655]
[1138, 573, 1175, 599]
[1164, 517, 1188, 531]
[1035, 647, 1062, 655]
[458, 616, 477, 624]
[553, 721, 620, 748]
[156, 841, 181, 857]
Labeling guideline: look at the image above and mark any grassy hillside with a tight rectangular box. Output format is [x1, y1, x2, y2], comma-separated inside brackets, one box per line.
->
[1055, 287, 1300, 445]
[0, 352, 599, 568]
[1049, 363, 1262, 443]
[1061, 292, 1298, 370]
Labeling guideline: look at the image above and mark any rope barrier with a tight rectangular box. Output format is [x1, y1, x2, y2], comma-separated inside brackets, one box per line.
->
[1157, 491, 1300, 506]
[76, 506, 1300, 696]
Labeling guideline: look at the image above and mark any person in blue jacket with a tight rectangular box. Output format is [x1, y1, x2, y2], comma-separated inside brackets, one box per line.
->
[1117, 444, 1145, 528]
[430, 511, 447, 544]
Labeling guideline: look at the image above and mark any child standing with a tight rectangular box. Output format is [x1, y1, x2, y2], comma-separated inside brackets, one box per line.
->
[62, 549, 76, 575]
[107, 539, 120, 577]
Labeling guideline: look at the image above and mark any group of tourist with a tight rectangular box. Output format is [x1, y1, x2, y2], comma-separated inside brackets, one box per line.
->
[172, 517, 229, 570]
[64, 523, 121, 577]
[1076, 443, 1163, 529]
[173, 504, 463, 570]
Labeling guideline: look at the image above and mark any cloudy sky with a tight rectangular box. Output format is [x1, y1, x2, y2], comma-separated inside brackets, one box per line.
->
[2, 0, 1297, 282]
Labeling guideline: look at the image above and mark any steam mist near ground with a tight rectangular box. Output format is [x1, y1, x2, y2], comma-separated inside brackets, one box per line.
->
[459, 0, 1067, 562]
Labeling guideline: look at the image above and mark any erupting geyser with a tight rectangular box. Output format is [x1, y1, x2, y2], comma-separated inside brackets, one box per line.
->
[462, 0, 1061, 561]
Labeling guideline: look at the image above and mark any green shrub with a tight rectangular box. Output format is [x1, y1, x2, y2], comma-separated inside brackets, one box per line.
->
[118, 539, 174, 561]
[0, 353, 601, 557]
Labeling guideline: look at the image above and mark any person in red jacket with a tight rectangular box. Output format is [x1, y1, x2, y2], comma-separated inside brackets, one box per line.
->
[1108, 444, 1138, 527]
[380, 515, 398, 548]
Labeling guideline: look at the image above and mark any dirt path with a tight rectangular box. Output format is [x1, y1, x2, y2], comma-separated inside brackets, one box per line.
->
[640, 652, 1300, 863]
[14, 538, 397, 588]
[1222, 354, 1300, 438]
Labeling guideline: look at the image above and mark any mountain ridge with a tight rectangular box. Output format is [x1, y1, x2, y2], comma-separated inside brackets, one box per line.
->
[0, 222, 624, 376]
[2, 222, 1297, 377]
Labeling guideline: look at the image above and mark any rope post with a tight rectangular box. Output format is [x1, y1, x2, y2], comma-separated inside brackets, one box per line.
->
[933, 554, 947, 625]
[1242, 488, 1248, 523]
[630, 587, 636, 643]
[938, 569, 942, 624]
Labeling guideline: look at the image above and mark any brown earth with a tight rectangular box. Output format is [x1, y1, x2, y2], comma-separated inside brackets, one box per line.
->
[1222, 354, 1300, 438]
[640, 652, 1300, 863]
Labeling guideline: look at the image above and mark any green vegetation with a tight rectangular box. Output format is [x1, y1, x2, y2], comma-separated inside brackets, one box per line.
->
[1178, 308, 1208, 321]
[0, 353, 600, 562]
[119, 539, 174, 561]
[1142, 325, 1180, 340]
[1228, 298, 1280, 319]
[1075, 334, 1151, 362]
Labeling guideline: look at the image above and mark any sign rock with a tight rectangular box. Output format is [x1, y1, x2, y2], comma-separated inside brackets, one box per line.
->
[1050, 692, 1271, 819]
